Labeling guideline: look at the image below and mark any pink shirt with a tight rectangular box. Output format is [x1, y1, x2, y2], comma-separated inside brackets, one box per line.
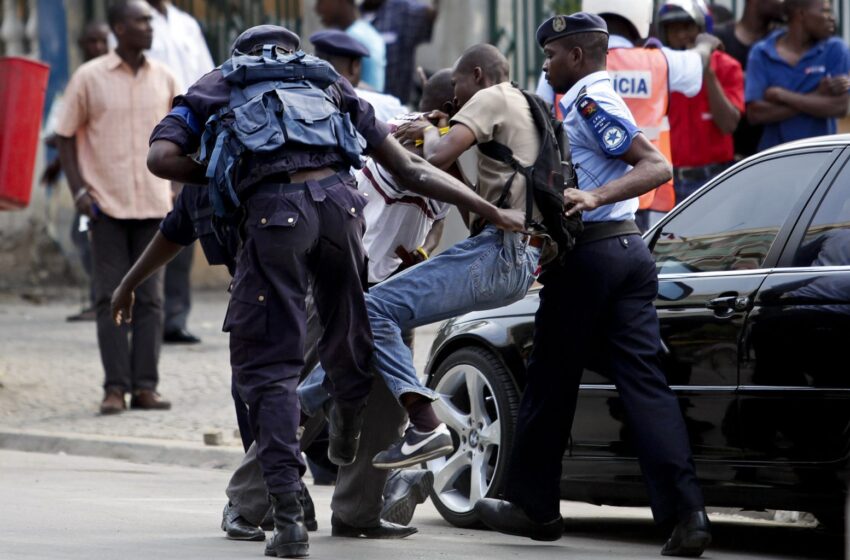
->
[55, 51, 179, 219]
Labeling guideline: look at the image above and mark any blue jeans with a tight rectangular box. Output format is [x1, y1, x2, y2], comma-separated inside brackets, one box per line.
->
[298, 227, 540, 411]
[299, 364, 329, 417]
[366, 225, 540, 402]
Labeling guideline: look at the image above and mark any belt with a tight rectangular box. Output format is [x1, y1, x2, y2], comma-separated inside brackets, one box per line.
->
[527, 235, 545, 249]
[673, 162, 733, 183]
[252, 171, 351, 194]
[577, 220, 641, 245]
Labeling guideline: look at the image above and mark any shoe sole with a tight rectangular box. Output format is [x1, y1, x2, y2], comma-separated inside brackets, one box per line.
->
[225, 531, 266, 542]
[99, 407, 125, 415]
[661, 531, 712, 557]
[129, 405, 172, 410]
[372, 445, 455, 470]
[480, 519, 563, 542]
[381, 471, 434, 526]
[221, 520, 265, 542]
[264, 542, 309, 558]
[331, 526, 418, 539]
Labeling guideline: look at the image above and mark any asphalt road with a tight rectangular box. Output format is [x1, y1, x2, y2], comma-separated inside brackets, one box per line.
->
[1, 450, 843, 560]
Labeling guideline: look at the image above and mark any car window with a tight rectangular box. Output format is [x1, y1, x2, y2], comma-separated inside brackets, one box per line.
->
[793, 159, 850, 268]
[652, 152, 829, 274]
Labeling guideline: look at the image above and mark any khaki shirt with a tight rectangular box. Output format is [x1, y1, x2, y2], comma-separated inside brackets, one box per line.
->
[55, 51, 179, 220]
[451, 82, 542, 226]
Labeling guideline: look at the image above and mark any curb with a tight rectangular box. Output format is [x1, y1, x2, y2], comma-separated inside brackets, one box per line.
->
[0, 429, 244, 470]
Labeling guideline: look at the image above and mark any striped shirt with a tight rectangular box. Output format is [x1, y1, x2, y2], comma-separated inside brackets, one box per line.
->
[358, 114, 450, 283]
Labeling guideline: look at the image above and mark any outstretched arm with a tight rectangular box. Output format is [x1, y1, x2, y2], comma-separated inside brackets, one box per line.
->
[371, 134, 524, 231]
[112, 232, 184, 325]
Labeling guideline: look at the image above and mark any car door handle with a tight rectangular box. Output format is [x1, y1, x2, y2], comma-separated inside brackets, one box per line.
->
[706, 295, 750, 312]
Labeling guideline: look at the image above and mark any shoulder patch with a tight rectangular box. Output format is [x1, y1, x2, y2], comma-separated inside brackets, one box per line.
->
[575, 94, 636, 157]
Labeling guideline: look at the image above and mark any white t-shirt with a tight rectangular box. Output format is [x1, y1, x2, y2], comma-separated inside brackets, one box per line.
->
[109, 3, 215, 93]
[359, 115, 450, 283]
[355, 87, 407, 122]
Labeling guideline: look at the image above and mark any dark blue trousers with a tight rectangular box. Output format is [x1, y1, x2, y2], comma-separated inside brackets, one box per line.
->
[226, 174, 374, 495]
[504, 233, 704, 526]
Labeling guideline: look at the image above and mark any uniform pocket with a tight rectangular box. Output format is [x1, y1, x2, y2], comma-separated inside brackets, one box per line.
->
[232, 94, 285, 153]
[325, 181, 368, 220]
[245, 192, 310, 251]
[222, 274, 270, 342]
[277, 87, 337, 147]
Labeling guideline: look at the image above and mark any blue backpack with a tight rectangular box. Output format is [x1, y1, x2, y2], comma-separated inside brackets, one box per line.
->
[199, 45, 366, 219]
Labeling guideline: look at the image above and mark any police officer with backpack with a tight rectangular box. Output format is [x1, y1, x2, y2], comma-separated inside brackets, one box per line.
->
[144, 25, 523, 558]
[475, 13, 712, 558]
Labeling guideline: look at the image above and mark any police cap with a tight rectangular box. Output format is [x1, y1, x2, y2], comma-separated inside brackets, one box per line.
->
[232, 25, 301, 54]
[309, 30, 370, 59]
[536, 12, 608, 48]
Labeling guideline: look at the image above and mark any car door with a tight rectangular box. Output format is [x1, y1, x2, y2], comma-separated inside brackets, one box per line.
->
[568, 149, 839, 474]
[739, 150, 850, 482]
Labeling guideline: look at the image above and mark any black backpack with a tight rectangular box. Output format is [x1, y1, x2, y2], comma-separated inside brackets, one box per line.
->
[478, 85, 583, 259]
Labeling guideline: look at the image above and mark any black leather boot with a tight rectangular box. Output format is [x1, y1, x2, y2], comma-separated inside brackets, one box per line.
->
[221, 502, 265, 541]
[327, 399, 366, 466]
[661, 510, 711, 557]
[301, 485, 318, 532]
[264, 492, 309, 558]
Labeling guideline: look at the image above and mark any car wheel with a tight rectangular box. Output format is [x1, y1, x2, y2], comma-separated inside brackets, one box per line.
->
[425, 347, 519, 527]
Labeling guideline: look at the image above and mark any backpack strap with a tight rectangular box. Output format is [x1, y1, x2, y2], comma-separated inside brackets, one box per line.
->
[477, 140, 533, 228]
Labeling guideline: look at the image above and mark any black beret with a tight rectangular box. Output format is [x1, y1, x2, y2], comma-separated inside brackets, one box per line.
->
[309, 29, 370, 59]
[232, 25, 301, 54]
[536, 12, 609, 48]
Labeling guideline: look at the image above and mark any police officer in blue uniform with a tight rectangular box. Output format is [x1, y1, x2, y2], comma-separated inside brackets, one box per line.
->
[475, 13, 711, 558]
[144, 24, 523, 559]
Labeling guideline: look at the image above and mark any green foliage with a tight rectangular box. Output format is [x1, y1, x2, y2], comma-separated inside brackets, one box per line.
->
[548, 0, 582, 15]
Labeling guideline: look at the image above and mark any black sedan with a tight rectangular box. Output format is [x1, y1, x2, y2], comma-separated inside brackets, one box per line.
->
[423, 134, 850, 531]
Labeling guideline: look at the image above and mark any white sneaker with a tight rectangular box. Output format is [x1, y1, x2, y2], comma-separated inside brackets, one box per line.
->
[372, 424, 454, 469]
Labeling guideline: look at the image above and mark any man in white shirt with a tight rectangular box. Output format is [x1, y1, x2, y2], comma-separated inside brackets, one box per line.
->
[145, 1, 215, 344]
[145, 1, 214, 91]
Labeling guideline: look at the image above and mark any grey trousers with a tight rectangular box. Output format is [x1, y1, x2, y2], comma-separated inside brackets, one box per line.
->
[164, 243, 194, 332]
[89, 215, 164, 392]
[227, 376, 406, 526]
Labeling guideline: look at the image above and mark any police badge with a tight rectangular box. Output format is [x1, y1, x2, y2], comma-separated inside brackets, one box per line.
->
[552, 16, 566, 33]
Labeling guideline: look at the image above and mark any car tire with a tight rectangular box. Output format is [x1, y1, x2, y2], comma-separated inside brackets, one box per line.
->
[425, 346, 520, 527]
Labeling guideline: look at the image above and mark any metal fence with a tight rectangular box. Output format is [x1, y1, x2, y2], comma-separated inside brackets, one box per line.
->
[82, 0, 302, 64]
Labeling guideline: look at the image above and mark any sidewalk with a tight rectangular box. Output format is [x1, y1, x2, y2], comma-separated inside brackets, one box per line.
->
[0, 290, 439, 467]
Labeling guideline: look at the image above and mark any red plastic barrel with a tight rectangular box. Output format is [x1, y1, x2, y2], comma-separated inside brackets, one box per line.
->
[0, 57, 50, 210]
